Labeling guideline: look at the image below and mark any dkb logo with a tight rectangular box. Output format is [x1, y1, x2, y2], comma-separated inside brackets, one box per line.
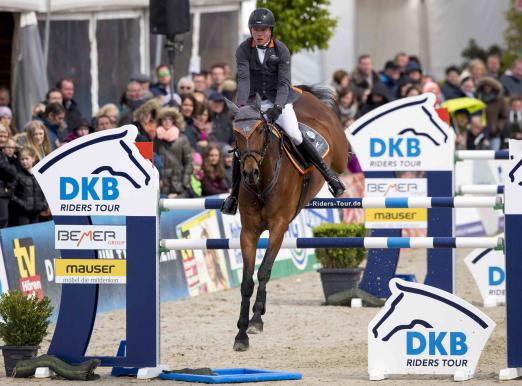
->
[370, 137, 421, 157]
[406, 331, 467, 355]
[60, 177, 119, 200]
[488, 266, 505, 286]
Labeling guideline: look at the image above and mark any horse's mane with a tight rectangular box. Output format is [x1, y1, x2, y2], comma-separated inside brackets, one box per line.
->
[296, 85, 341, 119]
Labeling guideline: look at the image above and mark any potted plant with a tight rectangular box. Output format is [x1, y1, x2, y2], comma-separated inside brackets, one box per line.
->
[0, 290, 53, 376]
[313, 223, 367, 302]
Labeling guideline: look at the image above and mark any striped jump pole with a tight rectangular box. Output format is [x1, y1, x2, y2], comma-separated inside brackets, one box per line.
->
[458, 184, 504, 195]
[160, 236, 504, 251]
[160, 196, 503, 210]
[455, 150, 509, 161]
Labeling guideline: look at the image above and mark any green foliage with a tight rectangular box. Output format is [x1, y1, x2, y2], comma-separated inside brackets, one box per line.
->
[461, 39, 503, 68]
[313, 223, 366, 269]
[256, 0, 337, 54]
[0, 291, 53, 346]
[504, 0, 522, 69]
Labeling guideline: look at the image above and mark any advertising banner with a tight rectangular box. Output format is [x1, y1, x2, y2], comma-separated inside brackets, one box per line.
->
[348, 94, 454, 172]
[176, 210, 230, 296]
[464, 245, 505, 307]
[364, 178, 427, 229]
[368, 279, 495, 381]
[33, 125, 159, 217]
[55, 225, 126, 250]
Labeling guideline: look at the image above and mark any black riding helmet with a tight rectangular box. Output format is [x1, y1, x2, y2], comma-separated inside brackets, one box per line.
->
[248, 8, 275, 29]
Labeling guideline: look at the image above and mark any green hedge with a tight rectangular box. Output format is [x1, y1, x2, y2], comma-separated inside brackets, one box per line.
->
[312, 223, 367, 269]
[0, 290, 53, 346]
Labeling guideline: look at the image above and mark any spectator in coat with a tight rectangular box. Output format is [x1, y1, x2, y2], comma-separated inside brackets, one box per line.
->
[337, 88, 358, 127]
[177, 77, 195, 97]
[180, 94, 197, 126]
[331, 69, 350, 94]
[467, 59, 487, 84]
[460, 76, 476, 98]
[23, 120, 53, 161]
[11, 147, 48, 225]
[57, 78, 83, 132]
[201, 143, 229, 196]
[502, 96, 522, 146]
[501, 58, 522, 97]
[185, 104, 217, 153]
[379, 60, 400, 100]
[358, 83, 391, 117]
[40, 102, 65, 149]
[0, 141, 16, 228]
[64, 119, 93, 143]
[97, 103, 119, 127]
[205, 64, 227, 95]
[441, 66, 465, 100]
[45, 87, 63, 106]
[208, 92, 234, 146]
[476, 76, 507, 150]
[351, 54, 380, 98]
[486, 52, 502, 79]
[119, 81, 145, 125]
[466, 114, 491, 150]
[0, 106, 14, 136]
[95, 115, 114, 131]
[222, 144, 234, 188]
[154, 107, 193, 198]
[150, 64, 181, 106]
[192, 72, 207, 93]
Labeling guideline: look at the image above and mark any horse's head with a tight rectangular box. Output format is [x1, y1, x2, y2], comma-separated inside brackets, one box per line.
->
[226, 95, 271, 186]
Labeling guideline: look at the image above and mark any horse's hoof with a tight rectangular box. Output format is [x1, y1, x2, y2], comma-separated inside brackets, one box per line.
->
[233, 339, 249, 352]
[247, 321, 263, 334]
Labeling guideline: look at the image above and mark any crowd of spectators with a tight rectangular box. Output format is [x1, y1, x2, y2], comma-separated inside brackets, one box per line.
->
[331, 52, 522, 151]
[0, 62, 238, 227]
[1, 50, 522, 227]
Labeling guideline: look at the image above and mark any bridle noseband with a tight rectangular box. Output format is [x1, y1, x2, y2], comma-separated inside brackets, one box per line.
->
[233, 116, 283, 204]
[234, 119, 271, 170]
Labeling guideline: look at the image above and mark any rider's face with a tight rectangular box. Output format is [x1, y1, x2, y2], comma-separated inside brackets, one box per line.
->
[251, 26, 271, 46]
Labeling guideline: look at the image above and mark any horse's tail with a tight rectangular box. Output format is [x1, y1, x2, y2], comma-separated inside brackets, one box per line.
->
[295, 85, 341, 119]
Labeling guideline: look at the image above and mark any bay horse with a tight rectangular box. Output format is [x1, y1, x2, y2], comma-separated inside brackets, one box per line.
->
[225, 86, 349, 351]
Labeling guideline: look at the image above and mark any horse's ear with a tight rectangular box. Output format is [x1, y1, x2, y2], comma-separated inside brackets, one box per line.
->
[224, 97, 240, 117]
[254, 93, 262, 111]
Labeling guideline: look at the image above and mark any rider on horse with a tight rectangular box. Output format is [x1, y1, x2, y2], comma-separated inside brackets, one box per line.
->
[221, 8, 346, 215]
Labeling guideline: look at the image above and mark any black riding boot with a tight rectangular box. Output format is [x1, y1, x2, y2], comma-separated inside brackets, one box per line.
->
[221, 155, 241, 215]
[297, 136, 346, 197]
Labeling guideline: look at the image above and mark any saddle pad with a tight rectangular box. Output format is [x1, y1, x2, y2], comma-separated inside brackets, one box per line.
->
[280, 122, 330, 175]
[159, 368, 302, 383]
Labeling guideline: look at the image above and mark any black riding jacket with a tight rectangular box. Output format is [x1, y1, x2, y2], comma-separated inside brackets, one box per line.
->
[236, 37, 300, 107]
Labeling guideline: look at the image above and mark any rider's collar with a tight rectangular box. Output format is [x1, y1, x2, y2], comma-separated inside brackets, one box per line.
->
[251, 38, 275, 49]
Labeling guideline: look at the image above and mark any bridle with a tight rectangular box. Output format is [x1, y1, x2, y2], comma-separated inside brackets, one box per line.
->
[233, 116, 283, 203]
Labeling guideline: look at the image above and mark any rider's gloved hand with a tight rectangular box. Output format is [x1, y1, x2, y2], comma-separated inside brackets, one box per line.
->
[265, 105, 283, 123]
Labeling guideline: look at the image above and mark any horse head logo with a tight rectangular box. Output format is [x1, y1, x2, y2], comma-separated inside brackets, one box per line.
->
[368, 278, 495, 380]
[34, 125, 159, 217]
[348, 93, 455, 172]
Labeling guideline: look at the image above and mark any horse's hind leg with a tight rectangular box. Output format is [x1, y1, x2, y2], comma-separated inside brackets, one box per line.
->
[248, 222, 286, 334]
[233, 227, 261, 352]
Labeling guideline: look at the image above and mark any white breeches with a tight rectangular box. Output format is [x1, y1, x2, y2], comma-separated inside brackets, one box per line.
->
[261, 100, 303, 145]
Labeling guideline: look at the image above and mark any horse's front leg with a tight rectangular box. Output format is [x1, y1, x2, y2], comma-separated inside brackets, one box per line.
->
[248, 221, 287, 334]
[234, 226, 261, 351]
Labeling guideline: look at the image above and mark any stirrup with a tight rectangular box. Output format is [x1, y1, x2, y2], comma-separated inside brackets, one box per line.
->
[221, 196, 238, 215]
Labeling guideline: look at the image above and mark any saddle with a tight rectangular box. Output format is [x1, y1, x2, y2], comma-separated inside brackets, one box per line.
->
[271, 122, 330, 174]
